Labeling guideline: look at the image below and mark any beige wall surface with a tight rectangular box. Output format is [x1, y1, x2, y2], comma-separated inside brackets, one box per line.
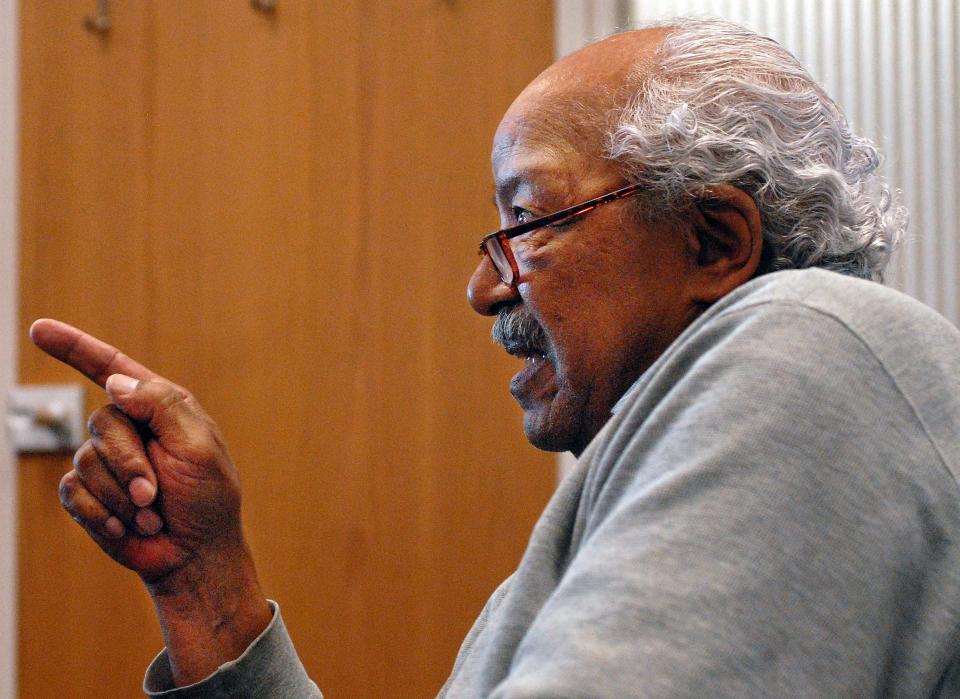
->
[0, 0, 18, 696]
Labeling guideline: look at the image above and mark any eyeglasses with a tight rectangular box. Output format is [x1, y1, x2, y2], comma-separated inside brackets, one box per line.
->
[478, 183, 646, 288]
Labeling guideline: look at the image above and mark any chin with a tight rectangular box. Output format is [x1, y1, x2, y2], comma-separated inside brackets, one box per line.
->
[522, 408, 580, 454]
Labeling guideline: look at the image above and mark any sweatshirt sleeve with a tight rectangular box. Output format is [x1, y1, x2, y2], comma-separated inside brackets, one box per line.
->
[490, 304, 960, 698]
[144, 601, 322, 698]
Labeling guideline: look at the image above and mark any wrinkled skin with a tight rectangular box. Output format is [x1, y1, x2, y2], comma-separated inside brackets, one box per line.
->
[32, 319, 270, 686]
[65, 377, 239, 583]
[468, 29, 703, 456]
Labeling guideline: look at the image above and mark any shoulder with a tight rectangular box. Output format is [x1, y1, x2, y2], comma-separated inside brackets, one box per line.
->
[594, 268, 960, 517]
[703, 270, 960, 471]
[615, 269, 960, 415]
[714, 268, 958, 343]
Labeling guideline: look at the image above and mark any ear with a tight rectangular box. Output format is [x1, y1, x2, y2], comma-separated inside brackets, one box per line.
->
[683, 184, 763, 304]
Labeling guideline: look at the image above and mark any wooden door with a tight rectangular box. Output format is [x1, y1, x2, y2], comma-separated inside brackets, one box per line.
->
[18, 2, 555, 696]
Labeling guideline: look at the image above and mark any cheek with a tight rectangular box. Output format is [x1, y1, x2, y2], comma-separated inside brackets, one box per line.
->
[545, 314, 605, 386]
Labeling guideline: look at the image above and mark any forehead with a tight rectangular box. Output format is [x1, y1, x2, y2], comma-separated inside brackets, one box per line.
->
[492, 144, 592, 206]
[493, 72, 604, 161]
[492, 100, 612, 200]
[491, 29, 666, 197]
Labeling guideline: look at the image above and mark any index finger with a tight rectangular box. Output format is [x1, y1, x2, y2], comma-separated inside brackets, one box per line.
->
[29, 319, 161, 388]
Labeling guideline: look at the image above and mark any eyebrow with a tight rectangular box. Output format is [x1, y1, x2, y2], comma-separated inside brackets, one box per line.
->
[494, 168, 559, 202]
[494, 173, 525, 201]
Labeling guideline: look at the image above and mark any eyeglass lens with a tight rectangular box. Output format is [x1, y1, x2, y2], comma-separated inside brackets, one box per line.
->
[484, 237, 514, 286]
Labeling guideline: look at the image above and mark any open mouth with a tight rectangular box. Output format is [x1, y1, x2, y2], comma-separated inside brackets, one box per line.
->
[508, 348, 548, 363]
[492, 307, 556, 401]
[508, 346, 556, 405]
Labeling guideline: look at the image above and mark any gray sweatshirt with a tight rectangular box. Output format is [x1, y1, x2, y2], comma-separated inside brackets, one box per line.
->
[147, 269, 960, 697]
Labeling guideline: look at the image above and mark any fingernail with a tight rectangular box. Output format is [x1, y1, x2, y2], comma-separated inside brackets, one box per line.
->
[129, 477, 156, 507]
[106, 373, 139, 397]
[104, 516, 125, 539]
[136, 509, 164, 536]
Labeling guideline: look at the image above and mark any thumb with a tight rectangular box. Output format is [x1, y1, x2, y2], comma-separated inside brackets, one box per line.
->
[105, 373, 142, 403]
[105, 374, 213, 460]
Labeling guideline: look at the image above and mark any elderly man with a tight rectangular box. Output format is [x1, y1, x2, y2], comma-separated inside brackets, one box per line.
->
[31, 17, 960, 697]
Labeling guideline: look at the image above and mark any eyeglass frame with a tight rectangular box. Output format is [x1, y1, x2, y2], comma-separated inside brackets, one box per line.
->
[478, 182, 647, 288]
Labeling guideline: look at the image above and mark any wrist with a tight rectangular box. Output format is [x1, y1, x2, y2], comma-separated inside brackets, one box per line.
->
[148, 543, 271, 687]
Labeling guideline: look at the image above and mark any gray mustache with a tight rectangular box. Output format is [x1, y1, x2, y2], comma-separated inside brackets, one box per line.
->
[492, 307, 548, 355]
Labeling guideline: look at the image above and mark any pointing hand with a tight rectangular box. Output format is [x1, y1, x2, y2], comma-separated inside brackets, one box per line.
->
[30, 319, 244, 585]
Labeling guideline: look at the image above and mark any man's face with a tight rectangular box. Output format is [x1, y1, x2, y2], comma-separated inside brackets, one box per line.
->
[467, 101, 700, 456]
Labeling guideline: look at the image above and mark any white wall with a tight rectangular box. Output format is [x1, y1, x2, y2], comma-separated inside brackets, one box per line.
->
[555, 0, 630, 57]
[0, 0, 18, 695]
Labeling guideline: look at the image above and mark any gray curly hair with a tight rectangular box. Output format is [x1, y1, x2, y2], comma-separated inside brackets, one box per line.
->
[605, 17, 903, 281]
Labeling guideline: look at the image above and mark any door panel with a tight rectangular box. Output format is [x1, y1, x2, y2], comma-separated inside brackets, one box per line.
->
[18, 2, 160, 695]
[19, 2, 555, 697]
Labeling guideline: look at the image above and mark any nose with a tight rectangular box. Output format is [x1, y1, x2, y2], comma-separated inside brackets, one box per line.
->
[467, 256, 520, 315]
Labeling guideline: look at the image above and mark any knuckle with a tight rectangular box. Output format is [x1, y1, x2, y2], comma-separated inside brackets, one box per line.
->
[83, 413, 146, 478]
[86, 405, 113, 437]
[157, 384, 189, 412]
[166, 378, 194, 401]
[181, 438, 214, 465]
[198, 432, 220, 459]
[103, 404, 129, 422]
[58, 471, 78, 508]
[145, 377, 192, 407]
[112, 450, 147, 480]
[73, 440, 93, 467]
[72, 441, 100, 477]
[110, 450, 143, 473]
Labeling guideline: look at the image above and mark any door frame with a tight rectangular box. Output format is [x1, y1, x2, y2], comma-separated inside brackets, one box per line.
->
[0, 0, 19, 696]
